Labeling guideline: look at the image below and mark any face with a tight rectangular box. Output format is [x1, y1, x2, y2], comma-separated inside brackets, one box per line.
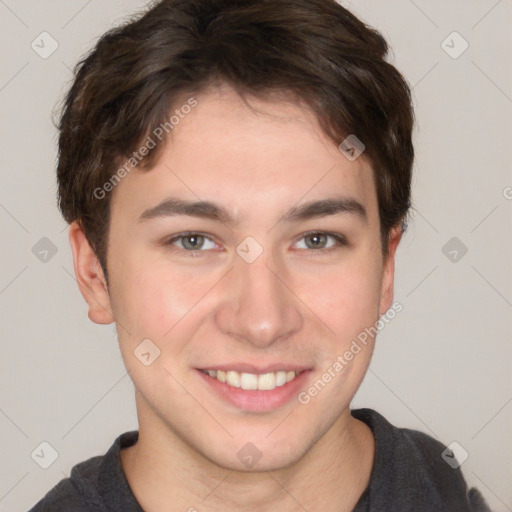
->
[71, 84, 400, 472]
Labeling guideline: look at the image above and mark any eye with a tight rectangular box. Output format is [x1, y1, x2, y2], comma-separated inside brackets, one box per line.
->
[294, 231, 347, 254]
[166, 232, 218, 252]
[164, 231, 347, 255]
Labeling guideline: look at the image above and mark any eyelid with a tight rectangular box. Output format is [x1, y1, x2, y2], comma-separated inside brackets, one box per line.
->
[164, 230, 348, 254]
[165, 231, 221, 250]
[293, 230, 348, 255]
[294, 230, 347, 245]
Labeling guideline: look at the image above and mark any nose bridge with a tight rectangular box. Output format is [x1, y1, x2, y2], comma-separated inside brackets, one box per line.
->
[215, 247, 302, 348]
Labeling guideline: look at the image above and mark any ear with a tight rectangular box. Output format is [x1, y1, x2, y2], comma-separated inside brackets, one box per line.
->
[379, 224, 403, 316]
[68, 221, 114, 324]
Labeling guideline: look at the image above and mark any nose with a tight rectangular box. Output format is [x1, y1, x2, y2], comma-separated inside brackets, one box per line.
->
[214, 249, 303, 349]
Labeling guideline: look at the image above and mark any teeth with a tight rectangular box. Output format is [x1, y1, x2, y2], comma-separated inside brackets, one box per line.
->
[275, 371, 287, 387]
[203, 369, 300, 390]
[258, 372, 275, 390]
[240, 372, 258, 390]
[226, 370, 241, 388]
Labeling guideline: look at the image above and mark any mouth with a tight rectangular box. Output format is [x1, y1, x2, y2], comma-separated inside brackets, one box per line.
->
[198, 368, 304, 391]
[195, 366, 312, 412]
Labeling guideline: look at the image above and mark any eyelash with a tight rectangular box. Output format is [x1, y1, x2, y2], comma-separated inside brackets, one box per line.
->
[164, 231, 348, 257]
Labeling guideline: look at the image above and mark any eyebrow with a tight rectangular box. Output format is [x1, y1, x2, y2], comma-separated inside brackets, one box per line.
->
[138, 196, 367, 225]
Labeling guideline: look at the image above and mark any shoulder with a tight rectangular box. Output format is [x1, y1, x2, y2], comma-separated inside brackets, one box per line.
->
[352, 408, 492, 512]
[27, 471, 97, 511]
[27, 451, 108, 511]
[399, 425, 492, 511]
[28, 430, 139, 512]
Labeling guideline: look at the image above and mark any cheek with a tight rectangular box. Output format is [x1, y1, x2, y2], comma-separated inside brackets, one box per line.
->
[111, 251, 225, 350]
[108, 250, 185, 340]
[110, 238, 383, 352]
[299, 251, 383, 342]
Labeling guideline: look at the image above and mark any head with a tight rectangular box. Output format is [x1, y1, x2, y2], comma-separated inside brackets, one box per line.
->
[60, 0, 414, 471]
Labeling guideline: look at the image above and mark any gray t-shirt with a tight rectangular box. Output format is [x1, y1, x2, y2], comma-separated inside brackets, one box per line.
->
[28, 408, 492, 511]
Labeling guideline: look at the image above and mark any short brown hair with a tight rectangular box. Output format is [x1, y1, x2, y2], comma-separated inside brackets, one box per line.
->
[56, 0, 414, 281]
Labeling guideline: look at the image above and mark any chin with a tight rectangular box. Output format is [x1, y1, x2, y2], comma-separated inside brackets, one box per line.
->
[197, 433, 310, 473]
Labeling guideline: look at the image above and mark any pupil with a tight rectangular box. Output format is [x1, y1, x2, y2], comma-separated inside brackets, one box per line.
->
[309, 234, 324, 248]
[185, 235, 202, 249]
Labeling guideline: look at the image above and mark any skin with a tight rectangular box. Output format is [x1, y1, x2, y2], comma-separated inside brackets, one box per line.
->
[69, 83, 402, 512]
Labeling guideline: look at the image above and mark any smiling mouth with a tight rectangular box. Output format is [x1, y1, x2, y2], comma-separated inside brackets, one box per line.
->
[199, 369, 304, 391]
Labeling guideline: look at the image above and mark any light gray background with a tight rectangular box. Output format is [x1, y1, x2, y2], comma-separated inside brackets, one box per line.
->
[1, 1, 511, 510]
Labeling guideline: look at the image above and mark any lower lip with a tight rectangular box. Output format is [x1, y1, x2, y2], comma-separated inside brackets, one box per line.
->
[196, 369, 312, 412]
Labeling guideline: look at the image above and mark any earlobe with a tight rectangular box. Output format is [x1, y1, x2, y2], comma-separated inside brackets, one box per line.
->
[379, 225, 403, 316]
[68, 221, 114, 325]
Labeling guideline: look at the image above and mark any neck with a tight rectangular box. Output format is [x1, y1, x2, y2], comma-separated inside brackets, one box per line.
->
[121, 393, 374, 512]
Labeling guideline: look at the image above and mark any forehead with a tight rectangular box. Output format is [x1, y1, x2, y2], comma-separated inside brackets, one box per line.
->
[110, 84, 378, 226]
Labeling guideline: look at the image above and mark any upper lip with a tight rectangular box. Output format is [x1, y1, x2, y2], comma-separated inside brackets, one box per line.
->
[198, 364, 312, 374]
